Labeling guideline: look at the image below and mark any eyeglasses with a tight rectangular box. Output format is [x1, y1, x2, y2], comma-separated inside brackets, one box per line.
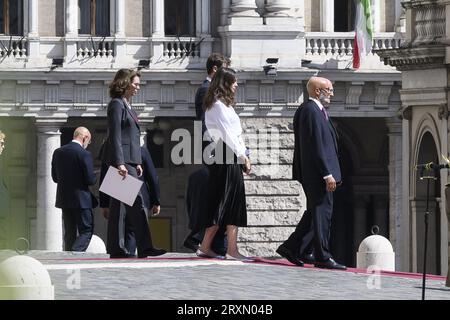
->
[320, 88, 334, 93]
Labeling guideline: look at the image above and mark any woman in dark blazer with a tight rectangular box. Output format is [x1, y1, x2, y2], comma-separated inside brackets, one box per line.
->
[101, 69, 156, 258]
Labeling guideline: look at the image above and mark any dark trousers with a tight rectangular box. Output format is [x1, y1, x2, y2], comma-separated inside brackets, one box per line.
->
[62, 208, 93, 251]
[106, 164, 153, 256]
[282, 182, 333, 262]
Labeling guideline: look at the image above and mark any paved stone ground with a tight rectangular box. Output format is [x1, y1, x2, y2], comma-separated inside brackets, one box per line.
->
[17, 251, 450, 301]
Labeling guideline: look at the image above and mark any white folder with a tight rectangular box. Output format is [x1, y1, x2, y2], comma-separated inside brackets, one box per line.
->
[99, 166, 143, 207]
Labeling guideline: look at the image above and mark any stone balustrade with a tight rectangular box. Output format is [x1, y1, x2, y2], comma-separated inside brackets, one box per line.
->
[76, 38, 114, 58]
[305, 32, 403, 57]
[162, 37, 202, 59]
[0, 37, 27, 58]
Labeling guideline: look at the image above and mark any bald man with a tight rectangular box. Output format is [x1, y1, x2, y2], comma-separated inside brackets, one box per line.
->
[277, 77, 346, 270]
[52, 127, 97, 251]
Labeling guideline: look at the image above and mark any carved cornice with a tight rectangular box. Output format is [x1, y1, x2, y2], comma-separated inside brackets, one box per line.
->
[438, 104, 449, 119]
[399, 106, 412, 121]
[376, 45, 445, 71]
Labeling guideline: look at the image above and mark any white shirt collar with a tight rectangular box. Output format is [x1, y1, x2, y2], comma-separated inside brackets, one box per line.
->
[71, 139, 83, 147]
[206, 76, 212, 82]
[309, 97, 325, 111]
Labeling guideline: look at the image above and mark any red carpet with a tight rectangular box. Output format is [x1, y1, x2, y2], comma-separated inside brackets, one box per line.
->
[38, 255, 447, 281]
[247, 257, 447, 281]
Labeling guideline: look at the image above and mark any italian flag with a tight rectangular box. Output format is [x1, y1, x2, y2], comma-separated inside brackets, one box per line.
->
[353, 0, 373, 69]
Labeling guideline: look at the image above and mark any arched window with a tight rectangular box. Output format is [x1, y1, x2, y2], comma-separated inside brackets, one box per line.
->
[164, 0, 196, 36]
[0, 0, 23, 35]
[78, 0, 110, 36]
[334, 0, 355, 32]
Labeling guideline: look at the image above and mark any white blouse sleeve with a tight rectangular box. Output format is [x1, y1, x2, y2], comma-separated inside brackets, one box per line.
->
[205, 102, 247, 158]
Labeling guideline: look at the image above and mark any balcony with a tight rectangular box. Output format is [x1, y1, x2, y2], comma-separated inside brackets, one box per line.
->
[76, 37, 115, 58]
[304, 32, 404, 68]
[0, 36, 27, 58]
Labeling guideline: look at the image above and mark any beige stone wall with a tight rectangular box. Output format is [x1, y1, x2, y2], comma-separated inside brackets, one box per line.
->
[125, 0, 151, 37]
[39, 0, 64, 36]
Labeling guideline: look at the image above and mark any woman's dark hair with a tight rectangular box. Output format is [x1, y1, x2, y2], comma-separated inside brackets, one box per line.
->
[203, 68, 237, 110]
[109, 68, 141, 98]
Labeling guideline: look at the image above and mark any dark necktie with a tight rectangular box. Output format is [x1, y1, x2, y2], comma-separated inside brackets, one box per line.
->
[321, 107, 329, 120]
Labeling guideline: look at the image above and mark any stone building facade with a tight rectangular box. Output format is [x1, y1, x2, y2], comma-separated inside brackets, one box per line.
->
[0, 0, 432, 274]
[378, 0, 450, 275]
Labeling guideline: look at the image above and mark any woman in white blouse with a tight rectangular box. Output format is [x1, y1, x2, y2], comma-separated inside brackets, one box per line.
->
[196, 68, 252, 260]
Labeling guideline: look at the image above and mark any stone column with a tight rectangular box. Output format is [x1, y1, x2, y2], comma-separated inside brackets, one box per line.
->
[27, 0, 39, 60]
[36, 120, 65, 251]
[401, 109, 411, 271]
[65, 0, 78, 37]
[115, 0, 125, 37]
[372, 0, 381, 32]
[151, 0, 165, 63]
[386, 117, 403, 267]
[265, 0, 291, 17]
[113, 0, 126, 67]
[395, 0, 406, 33]
[221, 0, 231, 25]
[230, 0, 259, 17]
[28, 0, 39, 36]
[152, 0, 165, 36]
[320, 0, 334, 32]
[201, 0, 211, 34]
[65, 0, 78, 64]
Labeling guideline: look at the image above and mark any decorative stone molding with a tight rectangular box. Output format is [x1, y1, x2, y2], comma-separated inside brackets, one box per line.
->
[399, 106, 412, 121]
[438, 104, 449, 120]
[376, 45, 445, 71]
[346, 82, 364, 105]
[375, 82, 394, 105]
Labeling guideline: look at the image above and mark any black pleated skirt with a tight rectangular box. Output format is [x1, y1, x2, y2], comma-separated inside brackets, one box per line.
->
[201, 140, 247, 228]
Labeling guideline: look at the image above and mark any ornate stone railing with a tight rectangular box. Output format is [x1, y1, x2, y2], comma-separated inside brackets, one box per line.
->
[305, 32, 404, 57]
[0, 36, 27, 58]
[406, 2, 445, 44]
[76, 37, 114, 58]
[162, 37, 202, 58]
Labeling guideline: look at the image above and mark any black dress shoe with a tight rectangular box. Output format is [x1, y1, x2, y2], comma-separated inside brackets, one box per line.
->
[314, 257, 346, 270]
[138, 248, 167, 258]
[276, 245, 304, 267]
[302, 253, 315, 264]
[183, 236, 200, 253]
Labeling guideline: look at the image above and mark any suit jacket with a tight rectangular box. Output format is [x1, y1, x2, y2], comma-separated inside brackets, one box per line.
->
[292, 99, 341, 184]
[101, 98, 142, 166]
[194, 79, 210, 134]
[99, 146, 160, 210]
[51, 142, 97, 209]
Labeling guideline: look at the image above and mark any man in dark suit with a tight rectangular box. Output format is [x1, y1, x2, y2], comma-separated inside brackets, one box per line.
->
[183, 53, 230, 254]
[51, 127, 97, 251]
[99, 145, 166, 257]
[277, 76, 346, 270]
